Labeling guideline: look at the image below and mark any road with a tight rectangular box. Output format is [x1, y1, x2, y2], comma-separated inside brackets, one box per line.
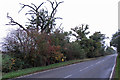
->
[16, 54, 117, 79]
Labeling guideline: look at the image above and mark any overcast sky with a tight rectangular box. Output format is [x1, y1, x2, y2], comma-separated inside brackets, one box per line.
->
[0, 0, 119, 50]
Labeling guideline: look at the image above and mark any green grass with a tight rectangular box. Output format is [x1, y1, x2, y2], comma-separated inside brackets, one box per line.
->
[2, 58, 95, 80]
[115, 54, 120, 79]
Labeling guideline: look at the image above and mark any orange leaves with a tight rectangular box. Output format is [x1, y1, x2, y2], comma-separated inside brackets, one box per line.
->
[48, 45, 65, 62]
[48, 45, 61, 53]
[9, 58, 16, 70]
[11, 58, 16, 64]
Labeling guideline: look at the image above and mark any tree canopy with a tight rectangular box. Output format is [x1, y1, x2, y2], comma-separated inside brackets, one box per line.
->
[7, 0, 63, 34]
[110, 30, 120, 53]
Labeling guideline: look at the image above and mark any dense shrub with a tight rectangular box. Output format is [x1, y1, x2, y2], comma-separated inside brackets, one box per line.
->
[64, 42, 85, 60]
[2, 54, 12, 73]
[2, 29, 67, 72]
[2, 28, 111, 73]
[2, 54, 26, 73]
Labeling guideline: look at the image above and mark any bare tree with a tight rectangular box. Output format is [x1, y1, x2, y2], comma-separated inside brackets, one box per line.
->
[7, 0, 63, 34]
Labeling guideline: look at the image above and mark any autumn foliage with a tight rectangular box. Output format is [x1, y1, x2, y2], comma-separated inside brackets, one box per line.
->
[2, 0, 115, 73]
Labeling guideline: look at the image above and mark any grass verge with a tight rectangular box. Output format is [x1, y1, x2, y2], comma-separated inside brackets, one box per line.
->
[115, 54, 120, 79]
[2, 58, 95, 80]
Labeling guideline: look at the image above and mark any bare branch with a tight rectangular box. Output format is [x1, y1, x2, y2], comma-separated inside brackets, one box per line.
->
[54, 17, 62, 20]
[48, 0, 64, 18]
[25, 12, 35, 15]
[18, 3, 36, 13]
[13, 0, 63, 33]
[6, 13, 28, 33]
[25, 10, 36, 15]
[31, 3, 37, 9]
[37, 2, 45, 11]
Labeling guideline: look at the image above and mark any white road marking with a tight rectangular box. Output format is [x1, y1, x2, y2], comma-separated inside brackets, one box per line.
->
[95, 60, 105, 64]
[79, 60, 105, 72]
[79, 66, 92, 72]
[17, 61, 81, 78]
[64, 75, 72, 78]
[96, 61, 101, 64]
[17, 56, 108, 79]
[109, 54, 117, 80]
[90, 64, 94, 67]
[72, 64, 77, 65]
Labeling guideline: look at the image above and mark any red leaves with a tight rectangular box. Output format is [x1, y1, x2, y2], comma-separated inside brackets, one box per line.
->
[48, 45, 61, 53]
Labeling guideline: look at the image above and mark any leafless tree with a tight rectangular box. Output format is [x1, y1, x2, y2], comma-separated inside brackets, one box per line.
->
[7, 0, 63, 34]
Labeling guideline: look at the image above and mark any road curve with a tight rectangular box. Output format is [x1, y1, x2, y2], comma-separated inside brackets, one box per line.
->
[15, 54, 117, 79]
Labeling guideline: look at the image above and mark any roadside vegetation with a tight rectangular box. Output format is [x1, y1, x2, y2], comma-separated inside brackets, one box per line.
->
[111, 30, 120, 79]
[2, 0, 115, 79]
[2, 58, 95, 79]
[115, 54, 120, 79]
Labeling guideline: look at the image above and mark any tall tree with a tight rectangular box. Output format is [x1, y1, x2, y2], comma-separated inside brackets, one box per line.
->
[71, 24, 90, 41]
[3, 0, 64, 68]
[110, 30, 120, 53]
[7, 0, 63, 34]
[89, 32, 106, 57]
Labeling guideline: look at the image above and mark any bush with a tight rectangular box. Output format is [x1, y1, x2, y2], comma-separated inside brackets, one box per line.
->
[2, 54, 28, 73]
[64, 42, 85, 60]
[2, 54, 12, 73]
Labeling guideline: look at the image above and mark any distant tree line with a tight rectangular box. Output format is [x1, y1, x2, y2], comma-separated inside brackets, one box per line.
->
[2, 0, 115, 73]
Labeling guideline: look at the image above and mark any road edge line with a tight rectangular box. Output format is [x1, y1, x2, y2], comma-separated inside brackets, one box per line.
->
[109, 54, 117, 80]
[64, 74, 72, 78]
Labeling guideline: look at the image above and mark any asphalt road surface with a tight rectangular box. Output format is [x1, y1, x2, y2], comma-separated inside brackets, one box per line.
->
[16, 54, 117, 79]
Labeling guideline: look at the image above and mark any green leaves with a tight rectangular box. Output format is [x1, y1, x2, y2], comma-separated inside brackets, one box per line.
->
[71, 24, 90, 41]
[70, 24, 108, 58]
[89, 32, 105, 42]
[110, 30, 120, 53]
[64, 42, 85, 60]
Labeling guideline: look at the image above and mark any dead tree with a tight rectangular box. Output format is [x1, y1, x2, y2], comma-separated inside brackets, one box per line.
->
[7, 0, 63, 34]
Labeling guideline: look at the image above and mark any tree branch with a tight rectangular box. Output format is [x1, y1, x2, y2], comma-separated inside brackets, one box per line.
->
[6, 13, 28, 33]
[19, 3, 36, 13]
